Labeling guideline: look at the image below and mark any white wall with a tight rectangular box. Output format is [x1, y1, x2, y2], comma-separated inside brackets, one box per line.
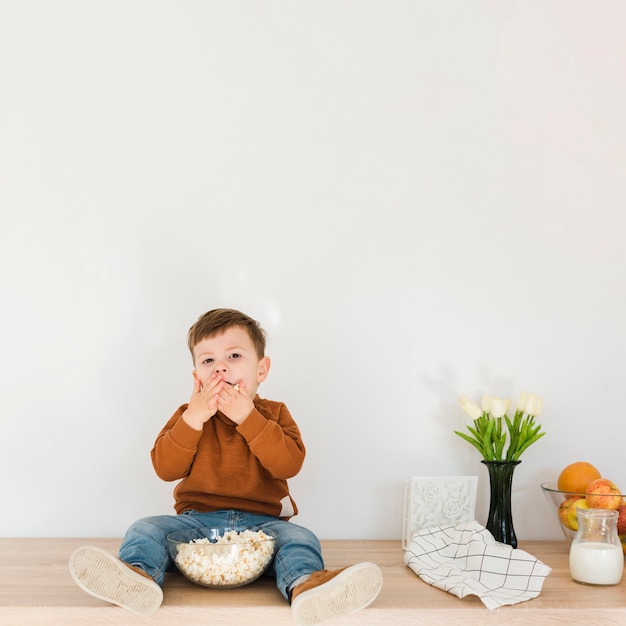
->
[1, 1, 625, 541]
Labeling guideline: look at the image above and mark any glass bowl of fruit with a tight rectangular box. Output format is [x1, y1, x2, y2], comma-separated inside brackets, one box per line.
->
[541, 462, 626, 550]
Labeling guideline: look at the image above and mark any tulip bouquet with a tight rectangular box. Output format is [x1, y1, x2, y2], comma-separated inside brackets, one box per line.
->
[455, 391, 545, 462]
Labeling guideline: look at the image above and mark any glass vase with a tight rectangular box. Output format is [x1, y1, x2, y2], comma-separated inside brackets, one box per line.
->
[481, 460, 521, 548]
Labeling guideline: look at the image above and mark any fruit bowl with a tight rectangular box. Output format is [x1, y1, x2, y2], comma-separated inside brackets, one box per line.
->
[166, 527, 276, 588]
[541, 481, 626, 543]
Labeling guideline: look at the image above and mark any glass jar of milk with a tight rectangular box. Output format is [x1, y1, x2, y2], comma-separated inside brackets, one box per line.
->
[569, 508, 623, 586]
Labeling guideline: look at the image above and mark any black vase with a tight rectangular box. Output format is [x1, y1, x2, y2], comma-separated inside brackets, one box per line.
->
[481, 460, 521, 548]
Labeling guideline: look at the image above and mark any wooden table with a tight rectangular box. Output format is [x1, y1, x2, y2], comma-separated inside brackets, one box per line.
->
[1, 538, 625, 625]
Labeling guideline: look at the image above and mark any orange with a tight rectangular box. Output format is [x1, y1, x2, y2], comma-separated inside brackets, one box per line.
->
[557, 461, 602, 494]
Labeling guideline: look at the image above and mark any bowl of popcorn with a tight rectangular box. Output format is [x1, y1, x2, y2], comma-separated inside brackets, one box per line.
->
[166, 527, 276, 588]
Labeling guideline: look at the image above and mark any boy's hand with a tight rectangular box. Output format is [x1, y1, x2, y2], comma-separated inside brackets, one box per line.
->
[182, 374, 224, 430]
[217, 381, 255, 425]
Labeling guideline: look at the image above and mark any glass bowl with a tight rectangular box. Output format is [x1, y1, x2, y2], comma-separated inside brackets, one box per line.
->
[541, 481, 626, 543]
[166, 526, 276, 588]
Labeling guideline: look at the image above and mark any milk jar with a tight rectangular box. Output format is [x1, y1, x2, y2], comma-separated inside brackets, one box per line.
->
[569, 508, 623, 586]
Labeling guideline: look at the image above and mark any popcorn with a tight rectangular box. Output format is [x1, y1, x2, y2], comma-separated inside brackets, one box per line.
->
[174, 529, 275, 587]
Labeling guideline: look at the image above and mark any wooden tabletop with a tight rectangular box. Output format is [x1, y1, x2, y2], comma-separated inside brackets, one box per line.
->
[1, 538, 625, 625]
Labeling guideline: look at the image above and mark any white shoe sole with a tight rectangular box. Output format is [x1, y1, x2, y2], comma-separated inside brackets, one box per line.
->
[291, 562, 383, 625]
[69, 545, 163, 615]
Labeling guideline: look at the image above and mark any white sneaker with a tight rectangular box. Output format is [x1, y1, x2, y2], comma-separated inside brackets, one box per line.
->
[69, 545, 163, 615]
[291, 562, 383, 625]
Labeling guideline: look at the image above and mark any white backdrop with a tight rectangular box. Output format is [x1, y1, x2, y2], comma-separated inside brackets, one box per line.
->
[1, 1, 625, 541]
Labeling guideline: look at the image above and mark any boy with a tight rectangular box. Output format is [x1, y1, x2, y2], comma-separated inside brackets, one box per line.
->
[70, 308, 383, 624]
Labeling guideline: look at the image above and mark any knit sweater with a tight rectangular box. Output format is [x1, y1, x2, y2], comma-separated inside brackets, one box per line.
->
[151, 396, 306, 519]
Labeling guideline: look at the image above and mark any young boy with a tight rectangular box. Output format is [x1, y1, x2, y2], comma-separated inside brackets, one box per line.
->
[69, 308, 383, 624]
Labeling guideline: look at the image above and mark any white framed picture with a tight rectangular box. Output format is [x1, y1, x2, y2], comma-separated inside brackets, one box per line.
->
[403, 475, 478, 549]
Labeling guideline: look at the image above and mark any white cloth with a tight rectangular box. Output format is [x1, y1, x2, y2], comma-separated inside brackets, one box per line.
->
[404, 521, 552, 609]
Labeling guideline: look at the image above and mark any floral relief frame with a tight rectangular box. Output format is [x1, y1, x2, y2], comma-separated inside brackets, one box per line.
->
[402, 475, 478, 549]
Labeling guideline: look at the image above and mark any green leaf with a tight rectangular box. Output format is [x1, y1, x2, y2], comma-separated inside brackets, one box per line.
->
[454, 430, 487, 456]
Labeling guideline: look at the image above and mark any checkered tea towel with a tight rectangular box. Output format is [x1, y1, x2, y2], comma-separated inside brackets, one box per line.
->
[404, 521, 552, 609]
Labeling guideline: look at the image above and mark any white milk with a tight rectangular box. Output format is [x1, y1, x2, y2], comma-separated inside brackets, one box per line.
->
[569, 542, 624, 585]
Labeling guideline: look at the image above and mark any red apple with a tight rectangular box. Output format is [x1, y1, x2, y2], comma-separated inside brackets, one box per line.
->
[617, 505, 626, 535]
[585, 478, 623, 510]
[566, 498, 590, 531]
[559, 495, 584, 531]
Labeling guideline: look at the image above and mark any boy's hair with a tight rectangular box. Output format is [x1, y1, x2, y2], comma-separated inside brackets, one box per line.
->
[187, 309, 267, 359]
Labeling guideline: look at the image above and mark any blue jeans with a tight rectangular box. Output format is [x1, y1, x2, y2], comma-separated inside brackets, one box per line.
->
[118, 510, 324, 600]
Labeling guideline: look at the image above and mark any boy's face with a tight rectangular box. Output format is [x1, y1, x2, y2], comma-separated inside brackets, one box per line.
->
[192, 325, 270, 396]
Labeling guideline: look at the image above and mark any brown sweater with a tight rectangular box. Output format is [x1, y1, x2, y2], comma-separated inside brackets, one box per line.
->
[151, 396, 306, 519]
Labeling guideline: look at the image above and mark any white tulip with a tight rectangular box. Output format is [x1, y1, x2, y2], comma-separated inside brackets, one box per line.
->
[489, 396, 510, 418]
[516, 391, 529, 413]
[458, 395, 483, 420]
[525, 393, 544, 416]
[481, 394, 493, 413]
[516, 391, 543, 416]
